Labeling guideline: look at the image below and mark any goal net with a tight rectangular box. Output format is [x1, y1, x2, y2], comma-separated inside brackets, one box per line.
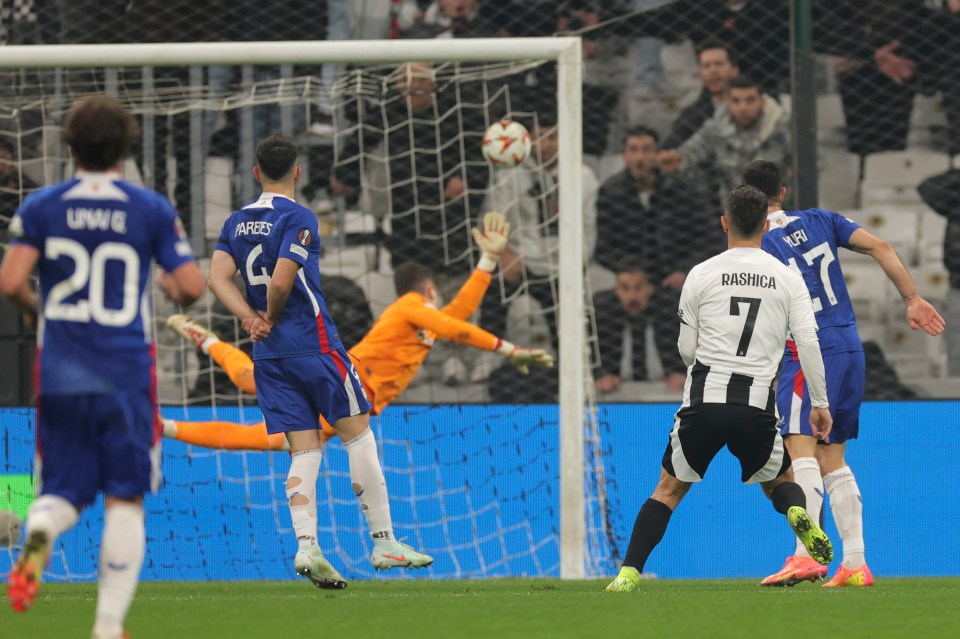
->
[0, 39, 622, 581]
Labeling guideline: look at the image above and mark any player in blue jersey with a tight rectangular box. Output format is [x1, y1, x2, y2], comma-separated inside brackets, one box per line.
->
[207, 135, 432, 590]
[0, 95, 204, 637]
[743, 160, 945, 588]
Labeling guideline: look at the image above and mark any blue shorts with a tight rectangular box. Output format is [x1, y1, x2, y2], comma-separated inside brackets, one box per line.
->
[37, 387, 161, 509]
[254, 348, 371, 435]
[777, 350, 865, 444]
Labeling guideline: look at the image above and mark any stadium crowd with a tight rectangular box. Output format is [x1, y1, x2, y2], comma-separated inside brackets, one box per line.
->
[0, 0, 958, 403]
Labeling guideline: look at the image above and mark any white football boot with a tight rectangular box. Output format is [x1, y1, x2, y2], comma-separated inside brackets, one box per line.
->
[371, 539, 434, 570]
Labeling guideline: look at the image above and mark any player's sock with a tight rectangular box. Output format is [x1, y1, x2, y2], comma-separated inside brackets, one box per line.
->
[25, 494, 78, 542]
[790, 457, 823, 558]
[622, 498, 673, 572]
[93, 502, 144, 639]
[770, 481, 806, 514]
[343, 428, 394, 540]
[170, 420, 287, 451]
[287, 449, 322, 550]
[207, 341, 256, 394]
[824, 466, 865, 569]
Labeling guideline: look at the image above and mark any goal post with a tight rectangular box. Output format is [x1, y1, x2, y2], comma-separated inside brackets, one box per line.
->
[0, 37, 590, 579]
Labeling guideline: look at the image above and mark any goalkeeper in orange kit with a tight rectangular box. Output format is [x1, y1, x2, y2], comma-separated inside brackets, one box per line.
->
[162, 212, 554, 451]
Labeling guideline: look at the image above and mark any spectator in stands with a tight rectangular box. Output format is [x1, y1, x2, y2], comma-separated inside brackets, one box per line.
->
[0, 140, 38, 232]
[399, 0, 499, 38]
[332, 62, 487, 276]
[661, 41, 739, 150]
[658, 76, 791, 203]
[811, 0, 960, 156]
[594, 125, 724, 290]
[593, 258, 686, 394]
[558, 1, 634, 156]
[616, 0, 790, 96]
[481, 115, 598, 349]
[919, 168, 960, 376]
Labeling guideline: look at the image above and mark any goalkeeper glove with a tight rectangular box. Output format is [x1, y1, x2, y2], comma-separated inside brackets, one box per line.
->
[495, 339, 555, 375]
[472, 211, 511, 272]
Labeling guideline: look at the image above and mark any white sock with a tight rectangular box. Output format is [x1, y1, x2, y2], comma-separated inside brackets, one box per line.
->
[824, 466, 865, 570]
[790, 457, 824, 559]
[200, 336, 218, 355]
[93, 502, 145, 639]
[343, 428, 394, 541]
[26, 494, 78, 543]
[287, 448, 322, 550]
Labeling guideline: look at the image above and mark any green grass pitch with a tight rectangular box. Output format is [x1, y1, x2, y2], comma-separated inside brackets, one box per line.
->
[3, 578, 959, 638]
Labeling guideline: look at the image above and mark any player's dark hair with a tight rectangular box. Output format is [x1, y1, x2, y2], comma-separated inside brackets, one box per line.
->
[394, 261, 435, 297]
[726, 184, 768, 237]
[622, 125, 659, 149]
[615, 256, 650, 277]
[696, 40, 738, 68]
[256, 134, 298, 181]
[62, 95, 139, 171]
[0, 139, 15, 156]
[727, 76, 760, 93]
[742, 160, 783, 200]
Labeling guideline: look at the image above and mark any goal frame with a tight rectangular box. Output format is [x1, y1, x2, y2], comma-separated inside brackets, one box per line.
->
[0, 37, 588, 579]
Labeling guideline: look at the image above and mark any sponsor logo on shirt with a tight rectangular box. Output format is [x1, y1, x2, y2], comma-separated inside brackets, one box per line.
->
[289, 244, 308, 259]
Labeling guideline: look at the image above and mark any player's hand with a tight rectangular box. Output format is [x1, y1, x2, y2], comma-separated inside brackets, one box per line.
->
[809, 407, 833, 442]
[595, 373, 621, 393]
[243, 313, 272, 342]
[472, 211, 511, 258]
[906, 296, 946, 336]
[496, 339, 554, 375]
[508, 347, 554, 375]
[156, 271, 181, 302]
[444, 176, 466, 202]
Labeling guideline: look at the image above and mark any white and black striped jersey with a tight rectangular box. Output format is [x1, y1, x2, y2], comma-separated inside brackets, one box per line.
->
[678, 247, 829, 412]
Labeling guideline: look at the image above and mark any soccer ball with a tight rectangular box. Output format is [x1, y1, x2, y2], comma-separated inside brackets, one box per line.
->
[482, 120, 532, 168]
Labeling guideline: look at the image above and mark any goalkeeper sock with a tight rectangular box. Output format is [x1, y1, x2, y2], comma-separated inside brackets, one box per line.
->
[790, 457, 824, 558]
[287, 449, 322, 550]
[343, 428, 394, 540]
[171, 420, 287, 451]
[93, 502, 145, 639]
[622, 498, 673, 572]
[207, 341, 256, 394]
[824, 466, 865, 569]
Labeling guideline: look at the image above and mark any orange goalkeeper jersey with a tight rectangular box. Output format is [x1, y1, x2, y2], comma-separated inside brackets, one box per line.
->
[351, 268, 497, 415]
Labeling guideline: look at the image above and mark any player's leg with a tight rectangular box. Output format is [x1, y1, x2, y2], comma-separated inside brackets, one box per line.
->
[606, 407, 717, 592]
[162, 417, 288, 451]
[606, 469, 691, 592]
[91, 387, 161, 639]
[817, 351, 872, 587]
[321, 348, 432, 569]
[256, 359, 346, 589]
[167, 314, 256, 394]
[7, 395, 90, 612]
[761, 357, 829, 586]
[818, 443, 872, 587]
[726, 405, 833, 569]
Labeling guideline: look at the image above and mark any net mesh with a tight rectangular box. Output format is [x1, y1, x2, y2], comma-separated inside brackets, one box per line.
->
[0, 53, 621, 579]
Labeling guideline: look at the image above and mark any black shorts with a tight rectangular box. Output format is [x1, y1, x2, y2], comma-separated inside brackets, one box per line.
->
[662, 403, 791, 484]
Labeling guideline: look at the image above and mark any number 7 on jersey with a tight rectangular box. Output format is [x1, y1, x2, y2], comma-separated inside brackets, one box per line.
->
[730, 296, 762, 357]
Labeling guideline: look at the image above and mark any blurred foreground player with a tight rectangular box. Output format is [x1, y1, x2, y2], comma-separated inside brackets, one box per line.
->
[744, 160, 944, 588]
[606, 186, 834, 592]
[164, 212, 553, 450]
[0, 96, 204, 638]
